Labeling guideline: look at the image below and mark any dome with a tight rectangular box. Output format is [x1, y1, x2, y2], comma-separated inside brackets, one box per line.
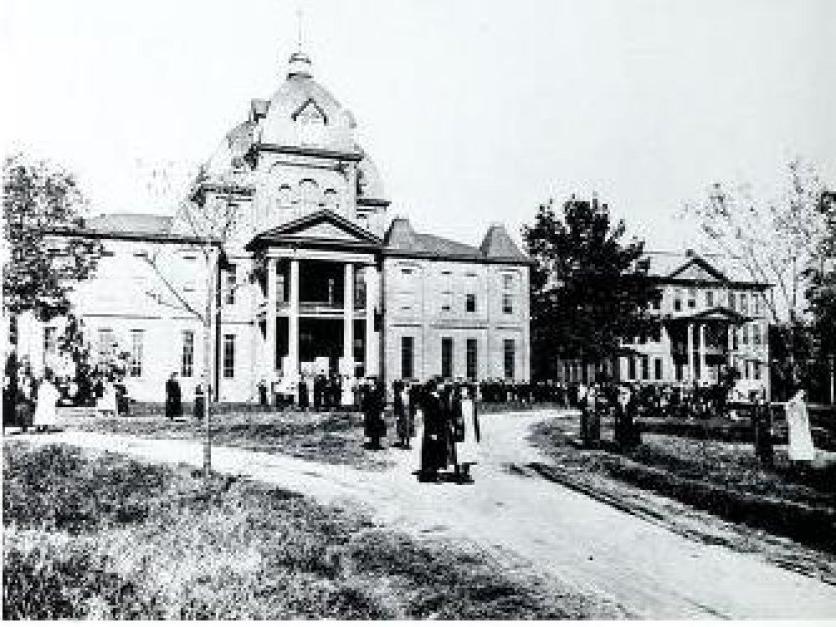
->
[203, 120, 255, 177]
[357, 154, 385, 200]
[257, 51, 356, 152]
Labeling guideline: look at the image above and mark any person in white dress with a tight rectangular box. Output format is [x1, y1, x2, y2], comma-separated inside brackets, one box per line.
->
[457, 385, 481, 482]
[33, 371, 60, 432]
[785, 389, 815, 464]
[97, 379, 118, 416]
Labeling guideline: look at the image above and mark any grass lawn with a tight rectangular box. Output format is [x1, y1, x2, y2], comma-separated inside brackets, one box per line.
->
[68, 410, 392, 471]
[530, 416, 836, 554]
[2, 442, 609, 620]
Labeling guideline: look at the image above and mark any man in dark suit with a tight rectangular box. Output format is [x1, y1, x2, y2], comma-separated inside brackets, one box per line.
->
[165, 372, 182, 420]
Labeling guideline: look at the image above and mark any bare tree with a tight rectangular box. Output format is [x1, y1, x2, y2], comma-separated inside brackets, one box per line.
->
[684, 158, 826, 326]
[141, 163, 250, 477]
[684, 158, 828, 392]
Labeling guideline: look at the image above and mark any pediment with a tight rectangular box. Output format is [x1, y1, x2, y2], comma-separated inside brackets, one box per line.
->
[669, 257, 726, 282]
[246, 209, 382, 251]
[294, 221, 360, 241]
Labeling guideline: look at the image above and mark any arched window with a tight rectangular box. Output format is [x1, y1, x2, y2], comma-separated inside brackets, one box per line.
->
[299, 179, 320, 213]
[277, 184, 292, 209]
[295, 100, 326, 146]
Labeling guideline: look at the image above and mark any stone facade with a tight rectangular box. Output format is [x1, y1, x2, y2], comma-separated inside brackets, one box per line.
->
[7, 50, 531, 402]
[556, 250, 771, 398]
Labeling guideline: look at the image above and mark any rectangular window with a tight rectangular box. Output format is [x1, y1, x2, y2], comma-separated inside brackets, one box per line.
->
[502, 274, 514, 314]
[97, 328, 115, 363]
[466, 338, 478, 380]
[503, 339, 515, 380]
[654, 357, 663, 380]
[628, 356, 637, 380]
[741, 325, 749, 345]
[752, 324, 761, 346]
[740, 293, 749, 315]
[706, 290, 714, 308]
[641, 356, 649, 380]
[441, 337, 453, 379]
[223, 334, 235, 378]
[401, 336, 414, 379]
[181, 330, 194, 378]
[674, 289, 682, 312]
[687, 288, 697, 309]
[129, 329, 144, 377]
[225, 264, 237, 305]
[754, 363, 761, 380]
[675, 362, 683, 381]
[465, 293, 476, 313]
[753, 294, 761, 316]
[728, 292, 736, 310]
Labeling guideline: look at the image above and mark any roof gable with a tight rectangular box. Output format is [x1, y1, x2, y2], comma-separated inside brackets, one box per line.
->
[246, 209, 382, 251]
[668, 256, 727, 282]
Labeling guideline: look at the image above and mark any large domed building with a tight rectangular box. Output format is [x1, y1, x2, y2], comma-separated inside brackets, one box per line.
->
[26, 50, 532, 402]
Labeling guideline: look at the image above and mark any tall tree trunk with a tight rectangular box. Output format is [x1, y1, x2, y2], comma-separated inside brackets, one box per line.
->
[202, 262, 214, 478]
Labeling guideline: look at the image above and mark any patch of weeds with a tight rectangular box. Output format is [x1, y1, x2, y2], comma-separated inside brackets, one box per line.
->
[4, 442, 604, 619]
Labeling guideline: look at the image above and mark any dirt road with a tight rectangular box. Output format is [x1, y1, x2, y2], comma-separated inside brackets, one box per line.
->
[12, 410, 836, 619]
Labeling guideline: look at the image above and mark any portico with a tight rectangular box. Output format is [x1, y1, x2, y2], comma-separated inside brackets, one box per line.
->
[246, 209, 383, 393]
[669, 307, 748, 384]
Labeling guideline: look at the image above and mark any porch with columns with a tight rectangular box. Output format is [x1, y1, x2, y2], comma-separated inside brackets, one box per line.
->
[672, 314, 743, 384]
[259, 250, 381, 398]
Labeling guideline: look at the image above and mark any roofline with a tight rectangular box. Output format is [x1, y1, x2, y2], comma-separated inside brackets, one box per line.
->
[44, 227, 218, 246]
[357, 197, 390, 208]
[383, 247, 535, 266]
[648, 275, 772, 290]
[190, 182, 256, 204]
[245, 238, 382, 253]
[245, 208, 384, 251]
[254, 143, 364, 162]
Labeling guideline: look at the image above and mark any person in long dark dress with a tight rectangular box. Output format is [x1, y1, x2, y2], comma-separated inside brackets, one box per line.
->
[362, 377, 386, 450]
[257, 379, 268, 407]
[298, 375, 310, 412]
[393, 379, 410, 448]
[418, 380, 447, 482]
[165, 372, 182, 420]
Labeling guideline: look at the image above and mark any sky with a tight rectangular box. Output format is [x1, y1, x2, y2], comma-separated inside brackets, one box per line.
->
[2, 0, 835, 251]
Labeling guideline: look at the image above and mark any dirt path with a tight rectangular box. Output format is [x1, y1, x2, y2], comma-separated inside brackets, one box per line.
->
[11, 410, 836, 619]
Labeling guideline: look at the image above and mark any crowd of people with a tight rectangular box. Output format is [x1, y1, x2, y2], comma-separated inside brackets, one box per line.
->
[3, 353, 127, 432]
[374, 377, 483, 484]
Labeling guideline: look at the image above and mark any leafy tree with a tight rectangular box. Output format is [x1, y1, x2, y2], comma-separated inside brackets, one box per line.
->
[2, 153, 103, 321]
[805, 191, 836, 401]
[523, 195, 661, 380]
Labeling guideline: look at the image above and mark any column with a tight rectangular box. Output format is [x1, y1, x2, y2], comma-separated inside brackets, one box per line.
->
[727, 324, 734, 366]
[288, 258, 300, 380]
[699, 324, 707, 383]
[661, 325, 674, 383]
[266, 258, 277, 378]
[343, 262, 354, 372]
[364, 265, 380, 377]
[686, 322, 695, 382]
